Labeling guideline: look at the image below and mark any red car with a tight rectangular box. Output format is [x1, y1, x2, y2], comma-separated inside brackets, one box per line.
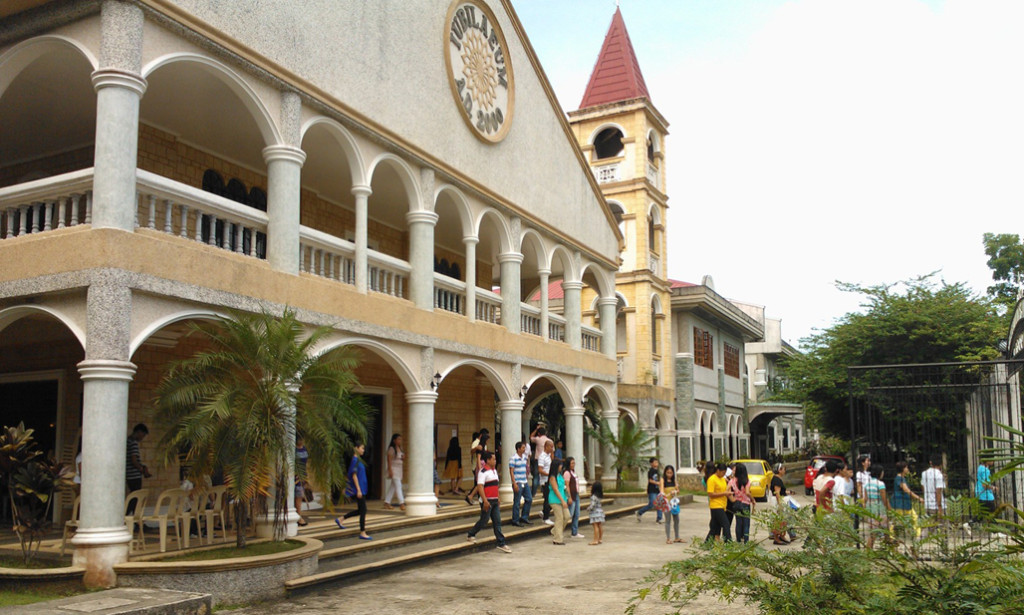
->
[803, 455, 845, 495]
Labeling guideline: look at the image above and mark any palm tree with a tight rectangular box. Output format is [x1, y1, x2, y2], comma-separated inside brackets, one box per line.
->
[153, 307, 370, 547]
[587, 417, 656, 488]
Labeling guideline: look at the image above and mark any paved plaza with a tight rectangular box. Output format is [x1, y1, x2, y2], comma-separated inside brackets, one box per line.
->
[232, 496, 782, 615]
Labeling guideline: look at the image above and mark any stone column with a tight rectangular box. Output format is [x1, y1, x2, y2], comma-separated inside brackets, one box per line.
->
[498, 400, 524, 504]
[352, 185, 371, 293]
[75, 360, 135, 587]
[255, 400, 298, 539]
[73, 279, 134, 588]
[538, 269, 550, 341]
[263, 145, 305, 275]
[499, 252, 523, 333]
[600, 409, 619, 488]
[564, 405, 587, 492]
[464, 236, 478, 320]
[91, 1, 146, 232]
[562, 281, 583, 350]
[407, 211, 438, 310]
[598, 296, 618, 359]
[405, 390, 438, 516]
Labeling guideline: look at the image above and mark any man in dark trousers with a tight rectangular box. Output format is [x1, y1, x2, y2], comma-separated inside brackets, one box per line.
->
[466, 451, 512, 553]
[635, 457, 663, 523]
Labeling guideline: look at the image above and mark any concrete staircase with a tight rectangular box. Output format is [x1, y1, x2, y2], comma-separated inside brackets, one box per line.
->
[287, 495, 651, 593]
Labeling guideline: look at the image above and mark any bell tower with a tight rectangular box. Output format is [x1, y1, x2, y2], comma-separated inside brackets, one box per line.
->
[570, 7, 672, 442]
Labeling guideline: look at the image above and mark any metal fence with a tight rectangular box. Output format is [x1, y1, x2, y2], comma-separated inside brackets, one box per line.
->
[847, 360, 1024, 554]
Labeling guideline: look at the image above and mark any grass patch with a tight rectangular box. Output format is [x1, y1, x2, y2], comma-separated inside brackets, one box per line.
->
[0, 582, 88, 607]
[0, 554, 73, 569]
[159, 539, 303, 562]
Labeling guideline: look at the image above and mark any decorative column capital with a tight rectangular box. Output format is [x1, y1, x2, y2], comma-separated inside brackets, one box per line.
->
[497, 399, 524, 412]
[91, 68, 147, 96]
[538, 268, 551, 278]
[405, 390, 438, 405]
[561, 281, 583, 292]
[497, 252, 524, 265]
[463, 235, 479, 246]
[564, 406, 585, 417]
[351, 184, 372, 198]
[598, 296, 619, 308]
[262, 144, 307, 166]
[406, 210, 439, 226]
[77, 359, 136, 381]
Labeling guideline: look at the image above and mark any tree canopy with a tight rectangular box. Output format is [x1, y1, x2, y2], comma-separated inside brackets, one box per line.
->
[983, 232, 1024, 312]
[780, 275, 1004, 435]
[153, 307, 370, 545]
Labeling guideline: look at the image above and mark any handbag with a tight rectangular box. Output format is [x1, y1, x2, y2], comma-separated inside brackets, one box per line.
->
[670, 497, 680, 515]
[654, 493, 670, 512]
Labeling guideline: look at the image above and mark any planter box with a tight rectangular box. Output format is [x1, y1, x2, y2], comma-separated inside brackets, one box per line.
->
[115, 537, 321, 606]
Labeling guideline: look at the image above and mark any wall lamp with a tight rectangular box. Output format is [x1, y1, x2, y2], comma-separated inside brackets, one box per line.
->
[519, 385, 529, 399]
[430, 372, 442, 390]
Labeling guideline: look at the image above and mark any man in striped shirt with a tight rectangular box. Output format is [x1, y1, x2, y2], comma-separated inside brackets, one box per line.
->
[466, 452, 511, 553]
[509, 441, 533, 526]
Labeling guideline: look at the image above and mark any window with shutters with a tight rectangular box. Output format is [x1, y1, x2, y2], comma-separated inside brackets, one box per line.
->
[724, 342, 740, 378]
[694, 327, 713, 369]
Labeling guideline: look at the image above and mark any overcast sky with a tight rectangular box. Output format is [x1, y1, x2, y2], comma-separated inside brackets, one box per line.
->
[514, 0, 1024, 348]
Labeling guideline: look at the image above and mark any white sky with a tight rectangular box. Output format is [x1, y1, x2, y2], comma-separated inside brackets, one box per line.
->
[514, 0, 1024, 348]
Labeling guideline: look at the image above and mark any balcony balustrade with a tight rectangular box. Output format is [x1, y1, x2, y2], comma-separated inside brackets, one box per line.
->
[548, 313, 566, 342]
[646, 161, 660, 187]
[299, 227, 355, 284]
[475, 289, 501, 324]
[582, 325, 602, 353]
[521, 303, 541, 337]
[2, 169, 610, 352]
[593, 161, 621, 184]
[0, 168, 93, 239]
[433, 273, 465, 315]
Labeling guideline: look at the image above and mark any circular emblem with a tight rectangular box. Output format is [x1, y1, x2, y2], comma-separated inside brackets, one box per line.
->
[444, 0, 514, 143]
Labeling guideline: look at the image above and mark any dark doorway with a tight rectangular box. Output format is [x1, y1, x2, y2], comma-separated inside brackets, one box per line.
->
[0, 379, 59, 456]
[359, 394, 385, 500]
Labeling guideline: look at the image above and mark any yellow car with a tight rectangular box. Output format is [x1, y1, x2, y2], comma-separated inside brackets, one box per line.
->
[731, 459, 774, 502]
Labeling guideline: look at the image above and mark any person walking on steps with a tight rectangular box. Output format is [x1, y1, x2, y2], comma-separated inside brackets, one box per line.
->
[509, 441, 533, 526]
[465, 451, 512, 553]
[335, 443, 372, 540]
[539, 440, 555, 524]
[383, 433, 406, 511]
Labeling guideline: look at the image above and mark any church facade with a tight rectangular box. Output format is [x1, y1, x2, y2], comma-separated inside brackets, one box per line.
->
[0, 0, 621, 586]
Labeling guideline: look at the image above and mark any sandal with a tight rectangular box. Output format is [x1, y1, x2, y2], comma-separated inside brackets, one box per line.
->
[382, 503, 393, 510]
[297, 518, 308, 527]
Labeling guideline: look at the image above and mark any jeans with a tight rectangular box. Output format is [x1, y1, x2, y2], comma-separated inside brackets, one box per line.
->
[733, 502, 751, 542]
[541, 480, 551, 520]
[568, 497, 580, 536]
[637, 492, 663, 521]
[468, 498, 506, 546]
[512, 482, 532, 523]
[706, 507, 732, 542]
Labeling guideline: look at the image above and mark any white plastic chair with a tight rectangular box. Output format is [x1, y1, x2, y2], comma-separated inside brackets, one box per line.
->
[202, 485, 229, 544]
[60, 496, 80, 556]
[141, 488, 184, 552]
[123, 488, 149, 553]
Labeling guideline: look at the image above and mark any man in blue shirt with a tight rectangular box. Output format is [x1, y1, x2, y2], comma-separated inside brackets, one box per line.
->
[976, 460, 998, 517]
[508, 441, 532, 526]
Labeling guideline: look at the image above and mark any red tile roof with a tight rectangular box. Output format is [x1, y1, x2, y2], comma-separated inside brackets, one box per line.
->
[579, 8, 651, 110]
[669, 279, 696, 288]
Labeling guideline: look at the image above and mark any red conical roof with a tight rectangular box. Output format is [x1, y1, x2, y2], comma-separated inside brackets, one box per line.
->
[579, 8, 651, 109]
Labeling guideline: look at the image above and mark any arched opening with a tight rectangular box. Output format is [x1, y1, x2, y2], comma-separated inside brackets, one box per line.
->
[433, 188, 473, 314]
[298, 120, 361, 277]
[0, 309, 85, 524]
[475, 210, 509, 324]
[593, 127, 624, 160]
[366, 158, 417, 267]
